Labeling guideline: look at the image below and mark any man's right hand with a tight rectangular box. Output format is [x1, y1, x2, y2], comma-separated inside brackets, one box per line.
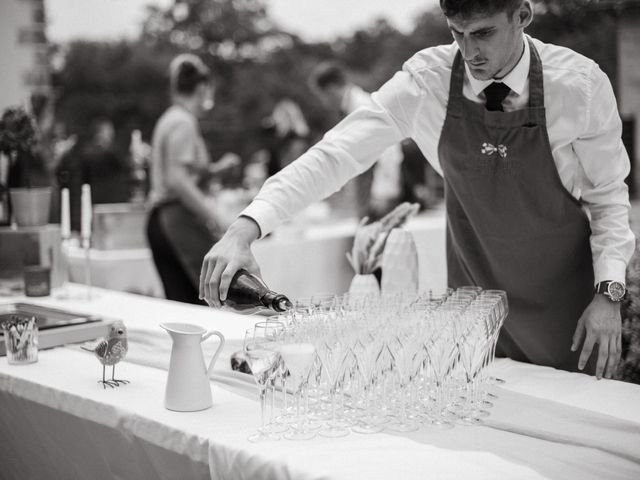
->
[199, 216, 262, 307]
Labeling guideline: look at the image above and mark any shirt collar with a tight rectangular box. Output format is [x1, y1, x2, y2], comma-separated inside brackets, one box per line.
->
[465, 35, 530, 97]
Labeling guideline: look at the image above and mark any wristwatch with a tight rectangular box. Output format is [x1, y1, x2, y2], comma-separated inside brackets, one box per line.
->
[595, 281, 626, 302]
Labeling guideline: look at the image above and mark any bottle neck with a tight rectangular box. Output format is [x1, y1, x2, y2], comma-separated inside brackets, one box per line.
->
[260, 292, 292, 312]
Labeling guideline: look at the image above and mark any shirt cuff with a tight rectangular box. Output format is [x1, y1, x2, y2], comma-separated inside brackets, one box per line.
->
[593, 258, 628, 286]
[239, 199, 282, 239]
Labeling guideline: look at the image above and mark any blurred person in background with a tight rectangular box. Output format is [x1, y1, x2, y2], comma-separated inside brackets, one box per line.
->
[400, 139, 443, 210]
[147, 53, 238, 304]
[81, 118, 130, 204]
[309, 62, 404, 220]
[261, 98, 310, 177]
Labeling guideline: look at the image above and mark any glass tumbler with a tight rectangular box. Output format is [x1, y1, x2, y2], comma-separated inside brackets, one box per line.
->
[2, 316, 38, 364]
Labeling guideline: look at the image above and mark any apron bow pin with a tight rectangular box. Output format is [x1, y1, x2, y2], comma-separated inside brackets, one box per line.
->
[481, 142, 508, 158]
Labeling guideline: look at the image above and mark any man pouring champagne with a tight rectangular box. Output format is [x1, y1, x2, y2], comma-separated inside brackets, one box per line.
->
[200, 0, 634, 379]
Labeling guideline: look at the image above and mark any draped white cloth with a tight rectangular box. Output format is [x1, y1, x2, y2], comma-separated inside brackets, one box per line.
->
[1, 286, 639, 480]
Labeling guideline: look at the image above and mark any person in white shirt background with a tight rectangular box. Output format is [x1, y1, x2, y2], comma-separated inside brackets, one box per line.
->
[200, 0, 635, 379]
[147, 54, 239, 305]
[309, 62, 405, 219]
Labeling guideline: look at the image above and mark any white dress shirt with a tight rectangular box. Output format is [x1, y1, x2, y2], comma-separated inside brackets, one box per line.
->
[341, 85, 404, 204]
[242, 35, 635, 285]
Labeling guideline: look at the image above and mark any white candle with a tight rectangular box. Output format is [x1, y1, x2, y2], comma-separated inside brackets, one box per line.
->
[81, 184, 92, 241]
[61, 188, 70, 240]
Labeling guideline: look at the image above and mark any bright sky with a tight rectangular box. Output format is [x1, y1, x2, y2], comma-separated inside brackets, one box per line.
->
[46, 0, 440, 43]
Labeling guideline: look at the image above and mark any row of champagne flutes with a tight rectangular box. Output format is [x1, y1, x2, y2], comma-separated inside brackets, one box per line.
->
[242, 286, 508, 442]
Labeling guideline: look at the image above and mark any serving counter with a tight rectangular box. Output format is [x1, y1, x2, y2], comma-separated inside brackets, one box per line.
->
[1, 286, 639, 480]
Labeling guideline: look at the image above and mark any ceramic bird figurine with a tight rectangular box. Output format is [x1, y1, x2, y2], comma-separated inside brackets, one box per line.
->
[82, 320, 129, 389]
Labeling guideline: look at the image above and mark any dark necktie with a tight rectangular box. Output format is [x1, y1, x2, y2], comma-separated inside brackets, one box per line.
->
[484, 82, 511, 112]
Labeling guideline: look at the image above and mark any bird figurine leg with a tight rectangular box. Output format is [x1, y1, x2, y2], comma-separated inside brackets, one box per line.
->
[111, 365, 129, 386]
[98, 364, 117, 389]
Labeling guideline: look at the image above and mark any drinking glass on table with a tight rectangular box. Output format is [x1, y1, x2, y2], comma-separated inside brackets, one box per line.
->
[279, 339, 317, 440]
[244, 327, 281, 442]
[2, 315, 38, 364]
[351, 333, 385, 434]
[386, 332, 421, 432]
[455, 318, 491, 424]
[254, 319, 288, 434]
[479, 290, 509, 386]
[424, 311, 460, 429]
[317, 332, 350, 437]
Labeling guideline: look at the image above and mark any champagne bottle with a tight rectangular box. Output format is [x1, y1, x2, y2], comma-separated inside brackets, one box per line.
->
[223, 269, 292, 313]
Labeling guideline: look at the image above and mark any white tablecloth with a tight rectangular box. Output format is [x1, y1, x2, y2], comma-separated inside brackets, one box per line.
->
[1, 286, 639, 480]
[66, 208, 447, 301]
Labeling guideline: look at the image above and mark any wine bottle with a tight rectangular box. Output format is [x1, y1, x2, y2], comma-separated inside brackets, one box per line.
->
[223, 269, 292, 313]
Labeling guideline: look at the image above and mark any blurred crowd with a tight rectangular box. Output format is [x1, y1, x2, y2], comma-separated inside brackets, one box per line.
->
[36, 57, 443, 235]
[15, 54, 445, 303]
[139, 54, 442, 304]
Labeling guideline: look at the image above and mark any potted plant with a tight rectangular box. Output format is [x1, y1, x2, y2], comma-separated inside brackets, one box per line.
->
[0, 106, 52, 227]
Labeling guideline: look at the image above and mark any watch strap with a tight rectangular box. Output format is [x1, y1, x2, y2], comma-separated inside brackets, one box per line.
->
[595, 281, 610, 295]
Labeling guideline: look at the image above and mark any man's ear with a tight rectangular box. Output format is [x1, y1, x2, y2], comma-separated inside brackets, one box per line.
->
[518, 0, 534, 29]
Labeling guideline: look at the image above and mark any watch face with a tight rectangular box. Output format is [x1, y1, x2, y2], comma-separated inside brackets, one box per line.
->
[608, 282, 626, 301]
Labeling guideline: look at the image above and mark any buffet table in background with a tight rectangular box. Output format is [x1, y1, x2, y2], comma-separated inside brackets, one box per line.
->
[254, 205, 447, 299]
[1, 286, 639, 480]
[67, 245, 165, 297]
[67, 206, 447, 300]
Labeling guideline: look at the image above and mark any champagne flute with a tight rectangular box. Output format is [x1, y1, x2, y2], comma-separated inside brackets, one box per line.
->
[456, 320, 490, 424]
[351, 336, 384, 434]
[279, 341, 317, 440]
[386, 334, 420, 432]
[244, 328, 281, 442]
[255, 319, 288, 434]
[425, 315, 459, 429]
[318, 336, 350, 438]
[479, 290, 508, 386]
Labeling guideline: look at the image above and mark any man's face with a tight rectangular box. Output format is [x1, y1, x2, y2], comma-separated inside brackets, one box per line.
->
[447, 7, 527, 81]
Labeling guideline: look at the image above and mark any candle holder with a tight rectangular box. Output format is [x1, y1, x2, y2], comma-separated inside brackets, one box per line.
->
[55, 237, 84, 300]
[82, 236, 93, 300]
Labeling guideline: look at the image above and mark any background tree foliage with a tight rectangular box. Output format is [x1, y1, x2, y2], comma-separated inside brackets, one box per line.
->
[52, 0, 623, 172]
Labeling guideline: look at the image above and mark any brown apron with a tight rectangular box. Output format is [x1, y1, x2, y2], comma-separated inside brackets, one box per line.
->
[437, 39, 595, 372]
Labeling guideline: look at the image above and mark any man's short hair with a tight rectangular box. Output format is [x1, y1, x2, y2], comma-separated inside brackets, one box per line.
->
[440, 0, 523, 18]
[309, 62, 347, 91]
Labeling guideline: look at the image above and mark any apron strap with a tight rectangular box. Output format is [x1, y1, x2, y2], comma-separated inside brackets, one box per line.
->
[526, 38, 547, 126]
[527, 38, 544, 109]
[447, 51, 465, 119]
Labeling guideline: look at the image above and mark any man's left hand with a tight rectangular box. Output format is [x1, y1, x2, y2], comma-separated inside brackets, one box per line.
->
[571, 294, 622, 379]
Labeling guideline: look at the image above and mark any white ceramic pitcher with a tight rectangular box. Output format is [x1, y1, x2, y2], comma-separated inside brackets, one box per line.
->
[160, 322, 225, 412]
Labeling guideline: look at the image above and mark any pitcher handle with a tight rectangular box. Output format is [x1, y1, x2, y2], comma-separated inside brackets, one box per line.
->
[202, 330, 225, 377]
